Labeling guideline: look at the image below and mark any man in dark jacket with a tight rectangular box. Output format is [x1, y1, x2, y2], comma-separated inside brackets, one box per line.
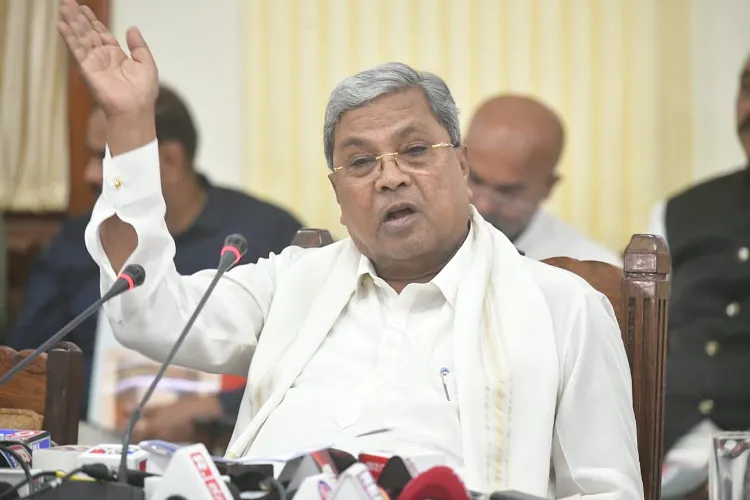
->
[648, 54, 750, 457]
[9, 86, 302, 442]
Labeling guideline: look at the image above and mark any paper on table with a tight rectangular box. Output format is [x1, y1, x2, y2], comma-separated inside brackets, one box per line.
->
[231, 427, 392, 464]
[89, 312, 222, 432]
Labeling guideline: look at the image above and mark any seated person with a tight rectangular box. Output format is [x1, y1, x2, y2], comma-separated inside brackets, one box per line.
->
[465, 95, 622, 266]
[8, 85, 302, 441]
[59, 2, 643, 496]
[648, 53, 750, 468]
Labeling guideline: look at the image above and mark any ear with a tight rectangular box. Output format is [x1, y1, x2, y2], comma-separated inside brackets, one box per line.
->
[328, 173, 346, 226]
[457, 144, 470, 181]
[457, 144, 471, 198]
[542, 173, 561, 199]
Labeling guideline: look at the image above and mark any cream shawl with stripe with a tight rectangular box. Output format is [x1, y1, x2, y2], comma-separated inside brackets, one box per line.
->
[226, 208, 562, 495]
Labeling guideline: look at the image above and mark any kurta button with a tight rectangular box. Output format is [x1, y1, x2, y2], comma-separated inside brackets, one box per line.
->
[698, 399, 714, 416]
[705, 341, 720, 356]
[113, 178, 122, 190]
[726, 302, 740, 317]
[738, 247, 749, 262]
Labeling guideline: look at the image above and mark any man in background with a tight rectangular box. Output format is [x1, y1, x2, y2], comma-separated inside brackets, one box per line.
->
[465, 94, 621, 266]
[8, 85, 303, 441]
[648, 54, 750, 461]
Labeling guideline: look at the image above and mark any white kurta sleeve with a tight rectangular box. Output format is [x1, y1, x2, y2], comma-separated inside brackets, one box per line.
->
[84, 140, 300, 376]
[551, 290, 644, 500]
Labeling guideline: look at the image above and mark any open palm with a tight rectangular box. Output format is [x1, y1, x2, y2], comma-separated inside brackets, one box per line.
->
[58, 0, 158, 117]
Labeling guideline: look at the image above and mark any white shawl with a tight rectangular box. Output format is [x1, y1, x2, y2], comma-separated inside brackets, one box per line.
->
[225, 208, 560, 495]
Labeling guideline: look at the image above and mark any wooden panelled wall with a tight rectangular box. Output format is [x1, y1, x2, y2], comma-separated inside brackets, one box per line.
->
[2, 0, 109, 335]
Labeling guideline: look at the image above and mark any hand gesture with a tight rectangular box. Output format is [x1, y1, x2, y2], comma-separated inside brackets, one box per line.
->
[57, 0, 158, 118]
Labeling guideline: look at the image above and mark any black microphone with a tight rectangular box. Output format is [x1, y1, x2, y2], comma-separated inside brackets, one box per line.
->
[0, 264, 146, 387]
[117, 234, 248, 484]
[377, 456, 415, 499]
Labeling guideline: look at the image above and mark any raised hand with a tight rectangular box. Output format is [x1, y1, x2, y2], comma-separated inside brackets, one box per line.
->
[57, 0, 158, 118]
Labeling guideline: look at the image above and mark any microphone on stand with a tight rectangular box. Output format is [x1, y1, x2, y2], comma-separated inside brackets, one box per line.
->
[398, 466, 472, 500]
[117, 234, 248, 486]
[0, 264, 146, 387]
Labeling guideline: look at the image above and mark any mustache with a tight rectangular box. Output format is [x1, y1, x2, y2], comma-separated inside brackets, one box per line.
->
[739, 116, 750, 134]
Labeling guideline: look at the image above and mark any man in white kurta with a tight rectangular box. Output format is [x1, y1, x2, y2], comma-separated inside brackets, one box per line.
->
[58, 2, 642, 497]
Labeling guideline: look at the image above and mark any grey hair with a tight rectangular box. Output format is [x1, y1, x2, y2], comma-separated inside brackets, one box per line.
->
[323, 62, 461, 171]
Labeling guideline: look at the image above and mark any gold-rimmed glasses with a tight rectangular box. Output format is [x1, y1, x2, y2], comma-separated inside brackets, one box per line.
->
[332, 142, 456, 179]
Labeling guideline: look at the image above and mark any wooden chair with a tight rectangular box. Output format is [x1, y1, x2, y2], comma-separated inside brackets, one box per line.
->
[0, 341, 83, 445]
[289, 229, 670, 500]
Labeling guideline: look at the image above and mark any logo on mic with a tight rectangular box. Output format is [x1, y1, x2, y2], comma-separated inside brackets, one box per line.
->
[318, 480, 333, 499]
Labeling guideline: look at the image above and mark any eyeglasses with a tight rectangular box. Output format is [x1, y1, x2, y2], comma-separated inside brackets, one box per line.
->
[332, 142, 456, 179]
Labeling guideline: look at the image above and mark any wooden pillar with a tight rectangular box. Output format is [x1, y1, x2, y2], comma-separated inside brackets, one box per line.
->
[622, 235, 671, 500]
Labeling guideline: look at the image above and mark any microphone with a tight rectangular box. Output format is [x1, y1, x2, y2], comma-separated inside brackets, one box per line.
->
[398, 466, 471, 500]
[117, 234, 248, 485]
[0, 264, 145, 387]
[377, 456, 415, 499]
[218, 234, 249, 273]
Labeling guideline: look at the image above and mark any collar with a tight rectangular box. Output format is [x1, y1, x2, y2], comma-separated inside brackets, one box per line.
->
[355, 222, 474, 307]
[512, 210, 544, 255]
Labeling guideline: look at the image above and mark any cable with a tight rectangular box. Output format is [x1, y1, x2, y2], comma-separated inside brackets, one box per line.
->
[16, 467, 96, 500]
[0, 471, 57, 499]
[0, 445, 32, 485]
[260, 477, 288, 500]
[9, 464, 111, 500]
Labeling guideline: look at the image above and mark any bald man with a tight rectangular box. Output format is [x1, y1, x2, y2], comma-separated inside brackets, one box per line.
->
[465, 95, 621, 266]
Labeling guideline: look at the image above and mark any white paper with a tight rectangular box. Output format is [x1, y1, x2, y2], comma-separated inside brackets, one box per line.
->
[234, 427, 392, 464]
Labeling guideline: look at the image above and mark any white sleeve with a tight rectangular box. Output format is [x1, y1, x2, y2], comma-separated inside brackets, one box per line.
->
[84, 140, 302, 375]
[551, 291, 644, 500]
[647, 201, 667, 243]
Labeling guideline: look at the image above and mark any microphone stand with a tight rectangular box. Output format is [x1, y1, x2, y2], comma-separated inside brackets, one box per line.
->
[0, 264, 145, 387]
[117, 235, 247, 485]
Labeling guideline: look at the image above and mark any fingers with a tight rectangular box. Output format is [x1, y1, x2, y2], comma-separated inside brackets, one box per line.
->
[59, 0, 97, 61]
[67, 7, 93, 51]
[80, 5, 118, 47]
[126, 27, 156, 67]
[58, 0, 87, 62]
[57, 20, 87, 63]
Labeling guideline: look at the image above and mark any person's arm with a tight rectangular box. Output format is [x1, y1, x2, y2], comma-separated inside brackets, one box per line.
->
[8, 228, 76, 351]
[551, 290, 644, 500]
[85, 141, 303, 376]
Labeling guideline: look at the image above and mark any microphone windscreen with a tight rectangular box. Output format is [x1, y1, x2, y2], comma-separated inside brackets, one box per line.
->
[224, 234, 248, 257]
[328, 449, 357, 474]
[398, 466, 471, 500]
[120, 264, 146, 288]
[377, 456, 413, 498]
